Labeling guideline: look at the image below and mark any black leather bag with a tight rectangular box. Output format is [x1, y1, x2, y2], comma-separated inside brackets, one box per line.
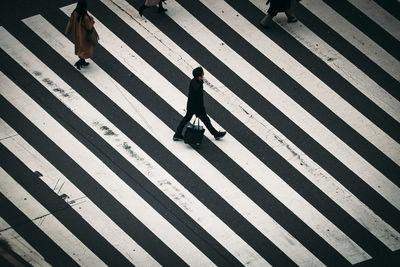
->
[184, 117, 205, 146]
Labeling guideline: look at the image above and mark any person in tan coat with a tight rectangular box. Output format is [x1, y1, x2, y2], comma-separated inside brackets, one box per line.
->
[65, 0, 95, 70]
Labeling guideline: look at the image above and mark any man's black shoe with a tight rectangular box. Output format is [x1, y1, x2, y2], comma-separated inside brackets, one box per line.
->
[158, 7, 167, 13]
[214, 131, 226, 140]
[173, 133, 184, 141]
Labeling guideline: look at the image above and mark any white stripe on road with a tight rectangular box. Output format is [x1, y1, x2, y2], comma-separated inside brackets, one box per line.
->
[159, 0, 400, 214]
[0, 68, 214, 266]
[2, 25, 266, 266]
[301, 0, 400, 81]
[249, 0, 400, 124]
[0, 168, 106, 267]
[61, 4, 370, 265]
[35, 8, 319, 265]
[0, 119, 161, 267]
[0, 217, 51, 267]
[202, 0, 400, 166]
[100, 0, 400, 253]
[347, 0, 400, 41]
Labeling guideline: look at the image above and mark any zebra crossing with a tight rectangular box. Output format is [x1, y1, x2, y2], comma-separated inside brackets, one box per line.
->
[1, 0, 399, 265]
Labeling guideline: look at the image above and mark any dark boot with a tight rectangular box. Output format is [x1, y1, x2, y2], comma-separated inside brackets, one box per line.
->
[260, 13, 273, 27]
[74, 58, 84, 70]
[80, 58, 89, 67]
[285, 0, 298, 23]
[158, 1, 167, 13]
[214, 131, 226, 140]
[138, 4, 148, 16]
[173, 133, 184, 141]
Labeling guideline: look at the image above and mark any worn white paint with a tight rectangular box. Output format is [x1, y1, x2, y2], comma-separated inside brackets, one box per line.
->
[0, 168, 105, 266]
[99, 0, 400, 254]
[0, 27, 266, 266]
[154, 0, 400, 216]
[347, 0, 400, 41]
[0, 69, 214, 267]
[300, 0, 400, 82]
[249, 0, 400, 124]
[0, 217, 51, 267]
[29, 8, 322, 265]
[202, 0, 400, 166]
[60, 4, 372, 265]
[0, 119, 161, 267]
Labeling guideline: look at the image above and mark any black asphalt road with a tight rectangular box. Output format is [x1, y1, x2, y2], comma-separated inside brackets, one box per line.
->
[1, 0, 400, 266]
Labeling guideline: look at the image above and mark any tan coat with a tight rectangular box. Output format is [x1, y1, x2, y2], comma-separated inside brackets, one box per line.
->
[65, 11, 95, 59]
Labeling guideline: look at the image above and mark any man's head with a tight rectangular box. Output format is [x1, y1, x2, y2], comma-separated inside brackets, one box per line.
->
[192, 67, 204, 80]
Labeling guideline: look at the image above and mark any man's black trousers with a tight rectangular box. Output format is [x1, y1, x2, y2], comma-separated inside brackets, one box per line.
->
[175, 111, 218, 136]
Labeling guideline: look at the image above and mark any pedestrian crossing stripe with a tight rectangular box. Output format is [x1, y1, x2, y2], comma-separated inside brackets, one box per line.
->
[0, 119, 160, 266]
[0, 70, 215, 266]
[0, 217, 51, 266]
[151, 0, 400, 211]
[55, 7, 373, 264]
[0, 0, 399, 265]
[0, 167, 106, 266]
[95, 0, 400, 252]
[346, 0, 400, 42]
[249, 0, 400, 124]
[301, 0, 400, 81]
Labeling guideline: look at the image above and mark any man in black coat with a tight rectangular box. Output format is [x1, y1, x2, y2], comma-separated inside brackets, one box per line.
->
[173, 67, 226, 141]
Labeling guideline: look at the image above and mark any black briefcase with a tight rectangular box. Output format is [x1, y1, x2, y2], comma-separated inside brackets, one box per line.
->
[184, 117, 205, 146]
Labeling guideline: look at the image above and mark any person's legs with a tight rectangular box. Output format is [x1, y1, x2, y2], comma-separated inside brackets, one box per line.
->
[138, 1, 149, 16]
[198, 113, 218, 135]
[285, 0, 298, 22]
[260, 6, 278, 28]
[260, 13, 274, 27]
[198, 113, 226, 139]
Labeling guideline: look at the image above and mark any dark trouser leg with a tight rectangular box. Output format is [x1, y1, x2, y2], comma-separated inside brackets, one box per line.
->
[260, 13, 273, 27]
[198, 113, 218, 136]
[175, 111, 193, 136]
[285, 0, 298, 22]
[158, 1, 167, 13]
[260, 6, 277, 27]
[138, 2, 149, 16]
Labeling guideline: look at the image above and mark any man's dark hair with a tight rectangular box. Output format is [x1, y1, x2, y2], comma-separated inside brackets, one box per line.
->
[192, 67, 203, 78]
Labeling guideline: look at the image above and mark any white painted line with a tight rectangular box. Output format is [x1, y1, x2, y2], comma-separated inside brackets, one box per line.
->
[300, 0, 400, 81]
[249, 0, 400, 124]
[347, 0, 400, 41]
[33, 7, 320, 265]
[0, 69, 214, 267]
[155, 0, 400, 214]
[0, 119, 161, 267]
[0, 168, 105, 266]
[61, 4, 371, 265]
[0, 217, 51, 267]
[1, 26, 264, 266]
[202, 0, 400, 166]
[99, 0, 400, 253]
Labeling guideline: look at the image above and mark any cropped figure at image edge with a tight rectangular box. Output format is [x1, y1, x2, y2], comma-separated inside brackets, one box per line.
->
[260, 0, 300, 27]
[65, 0, 98, 70]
